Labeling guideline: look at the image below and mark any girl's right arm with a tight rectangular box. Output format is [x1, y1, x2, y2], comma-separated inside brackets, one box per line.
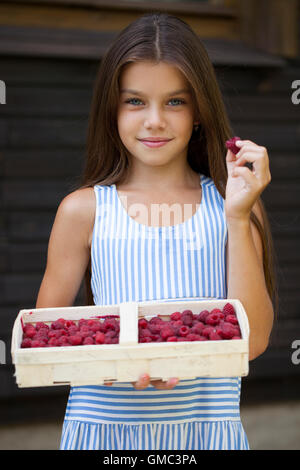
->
[36, 189, 93, 308]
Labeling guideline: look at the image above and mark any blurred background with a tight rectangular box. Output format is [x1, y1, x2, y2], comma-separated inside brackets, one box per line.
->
[0, 0, 300, 450]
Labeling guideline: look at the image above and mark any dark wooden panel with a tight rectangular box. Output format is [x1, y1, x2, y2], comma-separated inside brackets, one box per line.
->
[2, 148, 84, 178]
[0, 26, 286, 67]
[273, 238, 300, 263]
[246, 348, 300, 380]
[231, 122, 300, 152]
[0, 86, 92, 117]
[3, 181, 70, 209]
[269, 152, 300, 180]
[224, 94, 299, 121]
[267, 210, 300, 237]
[0, 273, 85, 305]
[0, 119, 8, 147]
[7, 212, 56, 241]
[0, 57, 97, 85]
[6, 118, 87, 147]
[0, 274, 44, 304]
[218, 65, 300, 94]
[261, 183, 300, 209]
[0, 243, 47, 272]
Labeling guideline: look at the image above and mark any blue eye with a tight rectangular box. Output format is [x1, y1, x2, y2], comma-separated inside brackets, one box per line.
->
[125, 98, 185, 106]
[169, 98, 185, 106]
[125, 98, 142, 105]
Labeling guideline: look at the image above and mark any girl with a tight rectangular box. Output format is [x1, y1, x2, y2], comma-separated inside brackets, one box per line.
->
[36, 12, 277, 450]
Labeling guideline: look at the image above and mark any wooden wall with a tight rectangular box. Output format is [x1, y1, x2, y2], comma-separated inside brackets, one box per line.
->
[0, 15, 300, 421]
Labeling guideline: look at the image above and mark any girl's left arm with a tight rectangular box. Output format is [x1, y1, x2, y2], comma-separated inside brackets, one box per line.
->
[225, 140, 274, 361]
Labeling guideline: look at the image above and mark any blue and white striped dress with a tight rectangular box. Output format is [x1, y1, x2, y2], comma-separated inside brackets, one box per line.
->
[60, 173, 250, 450]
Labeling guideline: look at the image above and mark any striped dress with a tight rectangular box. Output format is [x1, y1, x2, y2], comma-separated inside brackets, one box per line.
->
[60, 173, 250, 450]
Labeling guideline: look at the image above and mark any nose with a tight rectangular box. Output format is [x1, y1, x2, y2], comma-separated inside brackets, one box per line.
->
[144, 105, 166, 129]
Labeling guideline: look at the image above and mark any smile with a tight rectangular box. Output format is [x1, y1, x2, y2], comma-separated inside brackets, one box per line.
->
[139, 139, 172, 148]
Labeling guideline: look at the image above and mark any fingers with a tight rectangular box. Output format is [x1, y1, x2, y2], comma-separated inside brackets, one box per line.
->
[150, 378, 179, 389]
[132, 374, 151, 390]
[131, 374, 179, 390]
[232, 141, 271, 185]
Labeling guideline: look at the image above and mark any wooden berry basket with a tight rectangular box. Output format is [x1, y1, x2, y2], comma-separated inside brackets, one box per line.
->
[11, 299, 249, 388]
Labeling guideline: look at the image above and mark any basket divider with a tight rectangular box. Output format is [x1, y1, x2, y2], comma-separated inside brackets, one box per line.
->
[119, 301, 138, 346]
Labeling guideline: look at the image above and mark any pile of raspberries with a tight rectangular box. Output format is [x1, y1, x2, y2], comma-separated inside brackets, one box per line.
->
[138, 303, 241, 343]
[20, 303, 241, 348]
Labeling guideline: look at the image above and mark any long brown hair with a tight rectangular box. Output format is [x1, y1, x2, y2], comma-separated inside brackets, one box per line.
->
[73, 12, 278, 317]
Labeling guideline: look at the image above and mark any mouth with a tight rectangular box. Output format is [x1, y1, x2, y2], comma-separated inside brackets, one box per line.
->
[138, 139, 172, 148]
[138, 138, 172, 142]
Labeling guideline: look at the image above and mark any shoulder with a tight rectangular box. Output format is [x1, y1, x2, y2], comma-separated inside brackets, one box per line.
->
[59, 187, 95, 219]
[58, 187, 96, 246]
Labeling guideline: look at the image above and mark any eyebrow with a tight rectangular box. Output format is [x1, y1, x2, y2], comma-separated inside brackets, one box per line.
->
[120, 88, 191, 96]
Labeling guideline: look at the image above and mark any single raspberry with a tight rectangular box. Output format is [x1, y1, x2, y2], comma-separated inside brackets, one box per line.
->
[54, 329, 66, 339]
[206, 312, 222, 326]
[220, 322, 236, 339]
[79, 326, 92, 339]
[225, 136, 241, 155]
[160, 325, 176, 340]
[149, 316, 163, 324]
[68, 334, 82, 346]
[83, 336, 94, 345]
[106, 330, 117, 339]
[67, 325, 79, 336]
[170, 311, 181, 321]
[51, 319, 65, 330]
[202, 326, 214, 338]
[150, 334, 160, 342]
[226, 314, 239, 325]
[21, 338, 32, 348]
[166, 336, 178, 342]
[139, 328, 152, 339]
[95, 331, 105, 344]
[87, 319, 102, 332]
[197, 310, 210, 323]
[148, 323, 162, 334]
[181, 310, 194, 326]
[179, 326, 189, 336]
[138, 318, 148, 329]
[48, 337, 59, 347]
[24, 325, 36, 338]
[171, 319, 183, 328]
[190, 321, 205, 335]
[57, 336, 70, 346]
[209, 330, 223, 341]
[104, 319, 119, 330]
[48, 330, 58, 339]
[35, 327, 49, 339]
[222, 303, 236, 316]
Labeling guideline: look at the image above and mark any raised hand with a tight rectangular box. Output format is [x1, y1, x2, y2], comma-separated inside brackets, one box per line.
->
[225, 139, 271, 221]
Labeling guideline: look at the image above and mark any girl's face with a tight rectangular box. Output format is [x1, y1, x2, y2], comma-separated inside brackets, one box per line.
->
[117, 61, 197, 173]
